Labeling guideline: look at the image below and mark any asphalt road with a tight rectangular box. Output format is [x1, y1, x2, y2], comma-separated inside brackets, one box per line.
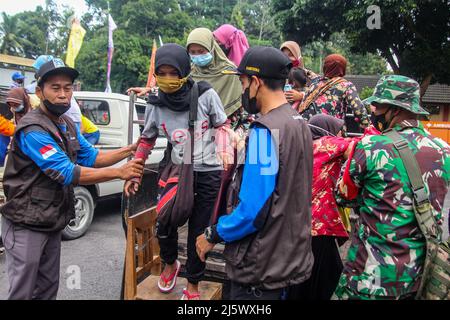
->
[0, 194, 449, 300]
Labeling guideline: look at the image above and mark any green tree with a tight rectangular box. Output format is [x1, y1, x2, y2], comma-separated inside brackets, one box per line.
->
[360, 86, 375, 100]
[231, 1, 245, 31]
[301, 32, 387, 75]
[76, 0, 198, 91]
[51, 5, 76, 58]
[179, 0, 237, 28]
[0, 13, 33, 55]
[13, 8, 49, 58]
[274, 0, 450, 95]
[0, 0, 74, 59]
[241, 0, 282, 46]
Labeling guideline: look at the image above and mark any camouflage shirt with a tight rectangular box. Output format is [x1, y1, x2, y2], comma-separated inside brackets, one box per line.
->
[334, 120, 450, 299]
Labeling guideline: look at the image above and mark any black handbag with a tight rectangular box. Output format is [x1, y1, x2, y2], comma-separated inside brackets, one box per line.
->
[156, 83, 198, 236]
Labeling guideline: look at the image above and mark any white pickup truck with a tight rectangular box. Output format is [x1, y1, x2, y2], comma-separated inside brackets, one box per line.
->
[62, 92, 167, 239]
[0, 92, 165, 240]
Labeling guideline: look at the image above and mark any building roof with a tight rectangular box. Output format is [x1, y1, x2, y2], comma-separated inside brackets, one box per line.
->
[422, 83, 450, 104]
[345, 75, 379, 92]
[346, 75, 450, 105]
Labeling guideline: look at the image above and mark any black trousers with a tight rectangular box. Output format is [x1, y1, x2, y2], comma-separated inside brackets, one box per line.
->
[287, 235, 344, 300]
[230, 282, 284, 300]
[158, 170, 222, 285]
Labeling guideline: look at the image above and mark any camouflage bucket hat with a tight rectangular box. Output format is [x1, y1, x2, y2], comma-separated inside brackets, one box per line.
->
[364, 75, 429, 115]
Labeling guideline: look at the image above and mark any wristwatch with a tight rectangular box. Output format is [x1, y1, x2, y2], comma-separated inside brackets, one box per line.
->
[204, 225, 222, 244]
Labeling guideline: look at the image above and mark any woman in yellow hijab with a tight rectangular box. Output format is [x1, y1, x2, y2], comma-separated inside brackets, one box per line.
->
[187, 28, 243, 119]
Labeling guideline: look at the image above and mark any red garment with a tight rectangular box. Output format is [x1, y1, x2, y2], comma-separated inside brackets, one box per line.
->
[311, 136, 352, 238]
[340, 125, 381, 200]
[135, 136, 157, 161]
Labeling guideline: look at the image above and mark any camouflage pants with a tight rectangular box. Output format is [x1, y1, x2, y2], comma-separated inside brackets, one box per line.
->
[332, 277, 416, 300]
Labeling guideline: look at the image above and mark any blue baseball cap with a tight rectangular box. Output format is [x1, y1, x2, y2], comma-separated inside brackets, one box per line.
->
[12, 72, 25, 81]
[33, 55, 54, 71]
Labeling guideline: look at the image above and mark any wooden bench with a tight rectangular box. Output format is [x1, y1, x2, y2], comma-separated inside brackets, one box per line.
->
[123, 206, 222, 300]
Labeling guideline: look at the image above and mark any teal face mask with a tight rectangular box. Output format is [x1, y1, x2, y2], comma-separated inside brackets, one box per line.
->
[190, 53, 213, 67]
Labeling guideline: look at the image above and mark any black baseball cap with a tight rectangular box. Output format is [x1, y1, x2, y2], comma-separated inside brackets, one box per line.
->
[37, 58, 79, 86]
[223, 46, 292, 80]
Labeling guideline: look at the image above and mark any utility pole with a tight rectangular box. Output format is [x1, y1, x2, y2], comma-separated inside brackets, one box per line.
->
[221, 0, 224, 25]
[45, 0, 49, 54]
[259, 1, 265, 43]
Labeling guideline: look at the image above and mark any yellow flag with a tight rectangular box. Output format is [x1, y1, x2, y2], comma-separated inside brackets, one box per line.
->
[65, 19, 86, 68]
[146, 39, 157, 88]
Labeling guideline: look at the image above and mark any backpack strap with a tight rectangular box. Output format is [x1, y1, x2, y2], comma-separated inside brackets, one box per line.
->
[384, 129, 442, 240]
[189, 82, 199, 129]
[188, 82, 199, 164]
[299, 77, 346, 114]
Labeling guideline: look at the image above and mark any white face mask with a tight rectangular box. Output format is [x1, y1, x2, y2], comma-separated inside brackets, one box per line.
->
[13, 104, 25, 113]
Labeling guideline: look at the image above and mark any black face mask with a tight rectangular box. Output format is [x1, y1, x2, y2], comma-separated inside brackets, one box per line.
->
[373, 110, 391, 132]
[242, 80, 259, 114]
[219, 44, 230, 56]
[43, 99, 71, 118]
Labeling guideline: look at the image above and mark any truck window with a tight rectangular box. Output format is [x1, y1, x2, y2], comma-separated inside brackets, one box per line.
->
[135, 104, 146, 122]
[135, 104, 165, 137]
[136, 104, 146, 134]
[77, 99, 111, 125]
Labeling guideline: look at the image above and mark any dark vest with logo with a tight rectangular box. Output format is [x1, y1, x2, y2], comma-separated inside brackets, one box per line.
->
[223, 104, 314, 290]
[1, 108, 80, 232]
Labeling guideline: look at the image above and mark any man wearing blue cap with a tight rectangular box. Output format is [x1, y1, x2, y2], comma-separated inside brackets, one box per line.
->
[10, 72, 25, 89]
[1, 58, 145, 300]
[27, 55, 83, 129]
[25, 55, 54, 95]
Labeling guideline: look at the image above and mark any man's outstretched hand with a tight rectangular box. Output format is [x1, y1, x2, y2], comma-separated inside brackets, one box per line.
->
[119, 159, 144, 181]
[127, 87, 151, 97]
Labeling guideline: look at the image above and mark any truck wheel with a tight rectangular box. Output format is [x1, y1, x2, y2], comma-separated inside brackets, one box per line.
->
[62, 187, 95, 240]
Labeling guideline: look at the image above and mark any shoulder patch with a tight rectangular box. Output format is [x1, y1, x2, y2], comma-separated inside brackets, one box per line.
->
[39, 144, 58, 160]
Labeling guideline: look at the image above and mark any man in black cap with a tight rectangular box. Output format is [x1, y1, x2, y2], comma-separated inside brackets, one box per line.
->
[0, 58, 144, 300]
[196, 47, 314, 300]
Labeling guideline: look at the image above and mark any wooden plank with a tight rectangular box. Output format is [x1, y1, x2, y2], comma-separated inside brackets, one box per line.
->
[136, 275, 222, 300]
[124, 217, 137, 300]
[136, 232, 145, 267]
[125, 206, 162, 299]
[0, 54, 34, 67]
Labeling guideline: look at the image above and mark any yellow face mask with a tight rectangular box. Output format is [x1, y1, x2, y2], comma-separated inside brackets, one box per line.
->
[156, 76, 188, 94]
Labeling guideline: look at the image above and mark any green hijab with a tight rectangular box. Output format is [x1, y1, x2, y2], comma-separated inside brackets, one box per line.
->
[187, 28, 242, 116]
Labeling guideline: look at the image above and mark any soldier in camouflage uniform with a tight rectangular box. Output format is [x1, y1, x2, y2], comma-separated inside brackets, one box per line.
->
[333, 75, 450, 300]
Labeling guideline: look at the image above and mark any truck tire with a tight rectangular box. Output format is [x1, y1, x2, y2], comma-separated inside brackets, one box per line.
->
[62, 187, 95, 240]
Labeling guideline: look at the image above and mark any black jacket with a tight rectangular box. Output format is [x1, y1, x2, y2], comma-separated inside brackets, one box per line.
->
[1, 108, 80, 232]
[223, 104, 314, 290]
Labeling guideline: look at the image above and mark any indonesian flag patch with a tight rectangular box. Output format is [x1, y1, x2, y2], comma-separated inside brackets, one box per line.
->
[40, 145, 58, 160]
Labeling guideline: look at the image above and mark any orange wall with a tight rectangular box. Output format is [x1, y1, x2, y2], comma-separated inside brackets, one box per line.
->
[422, 121, 450, 143]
